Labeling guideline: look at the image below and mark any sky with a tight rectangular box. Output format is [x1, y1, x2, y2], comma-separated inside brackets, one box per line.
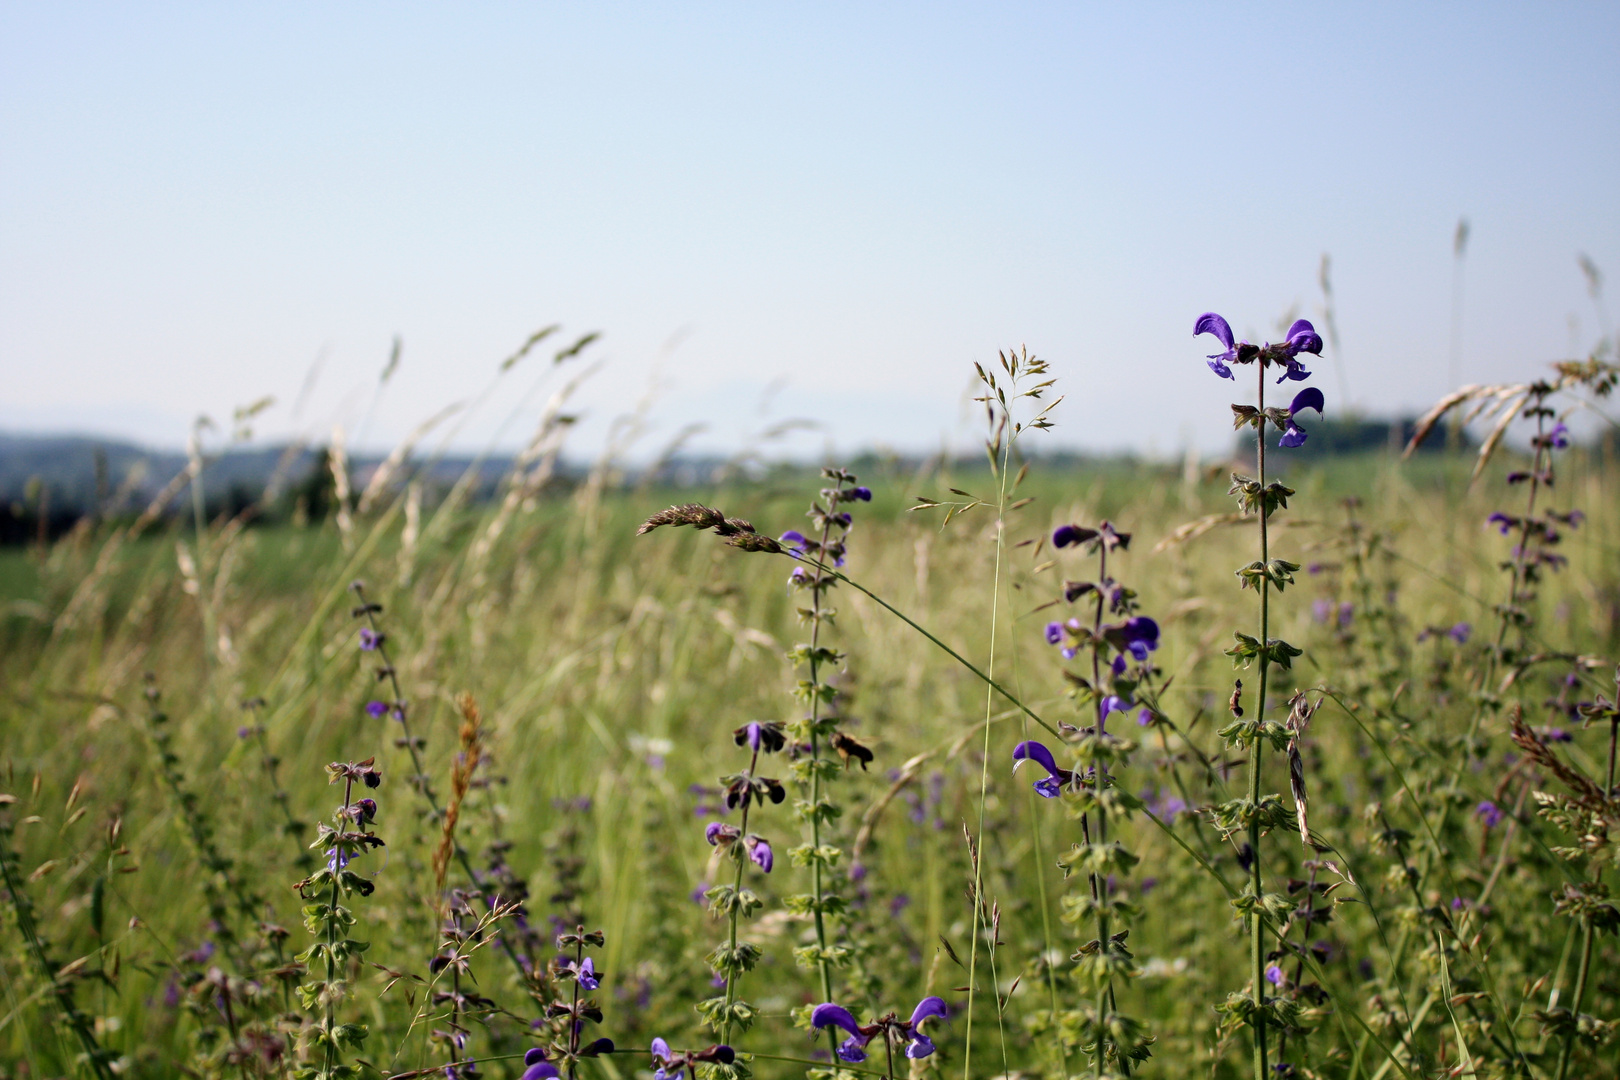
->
[2, 2, 1617, 463]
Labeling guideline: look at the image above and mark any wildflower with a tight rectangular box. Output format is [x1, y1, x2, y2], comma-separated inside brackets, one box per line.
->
[705, 822, 738, 847]
[358, 627, 381, 651]
[1012, 741, 1070, 798]
[648, 1039, 735, 1080]
[810, 996, 948, 1062]
[1448, 622, 1471, 644]
[1546, 422, 1570, 449]
[1273, 319, 1324, 382]
[365, 700, 388, 718]
[1278, 387, 1325, 448]
[1194, 312, 1243, 380]
[1265, 964, 1285, 986]
[565, 956, 600, 991]
[732, 721, 786, 754]
[1474, 801, 1503, 829]
[1117, 615, 1160, 660]
[746, 836, 774, 873]
[1045, 621, 1063, 645]
[520, 1049, 559, 1080]
[1487, 512, 1515, 534]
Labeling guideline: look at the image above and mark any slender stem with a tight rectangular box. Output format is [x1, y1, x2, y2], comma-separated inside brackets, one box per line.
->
[325, 775, 355, 1074]
[884, 1027, 897, 1080]
[805, 513, 842, 1064]
[567, 936, 583, 1080]
[1090, 544, 1114, 1077]
[720, 744, 762, 1046]
[964, 417, 1013, 1080]
[1555, 714, 1617, 1080]
[1252, 362, 1270, 1080]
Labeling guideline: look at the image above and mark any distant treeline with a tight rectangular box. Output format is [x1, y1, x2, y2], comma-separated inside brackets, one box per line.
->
[0, 416, 1463, 545]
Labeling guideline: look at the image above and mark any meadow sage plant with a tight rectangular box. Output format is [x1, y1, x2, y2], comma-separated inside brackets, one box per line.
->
[1195, 311, 1325, 1079]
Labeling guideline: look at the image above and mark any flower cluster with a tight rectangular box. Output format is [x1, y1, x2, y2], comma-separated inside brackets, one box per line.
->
[1198, 313, 1330, 449]
[531, 925, 614, 1079]
[810, 996, 948, 1065]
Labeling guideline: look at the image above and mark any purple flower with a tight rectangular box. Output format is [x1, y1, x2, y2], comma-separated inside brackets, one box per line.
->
[1486, 512, 1515, 535]
[905, 997, 948, 1058]
[236, 726, 252, 739]
[1313, 599, 1333, 624]
[1274, 319, 1323, 382]
[810, 1004, 869, 1062]
[1052, 524, 1091, 548]
[1278, 387, 1325, 448]
[520, 1048, 559, 1080]
[1265, 964, 1286, 986]
[705, 822, 736, 846]
[1012, 740, 1065, 798]
[1475, 801, 1503, 829]
[1121, 615, 1160, 660]
[1044, 621, 1063, 645]
[1100, 695, 1129, 720]
[779, 530, 809, 552]
[365, 700, 388, 719]
[1137, 706, 1154, 727]
[573, 956, 600, 990]
[889, 893, 911, 917]
[851, 486, 872, 501]
[1448, 622, 1471, 644]
[1194, 312, 1240, 380]
[748, 837, 774, 873]
[743, 722, 763, 751]
[358, 627, 380, 651]
[1548, 422, 1570, 449]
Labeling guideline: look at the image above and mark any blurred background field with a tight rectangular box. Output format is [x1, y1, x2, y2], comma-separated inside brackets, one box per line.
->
[2, 435, 1616, 1077]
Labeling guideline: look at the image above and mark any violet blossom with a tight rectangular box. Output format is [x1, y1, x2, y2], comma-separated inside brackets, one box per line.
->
[1278, 387, 1325, 448]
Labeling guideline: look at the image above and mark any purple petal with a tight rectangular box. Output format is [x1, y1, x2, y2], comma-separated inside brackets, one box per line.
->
[1052, 524, 1083, 548]
[522, 1064, 560, 1080]
[1044, 622, 1063, 645]
[650, 1038, 670, 1061]
[1011, 741, 1060, 779]
[1194, 312, 1235, 350]
[1285, 320, 1324, 356]
[836, 1038, 868, 1063]
[1289, 387, 1325, 417]
[577, 957, 599, 990]
[852, 486, 872, 501]
[1278, 423, 1307, 449]
[909, 996, 948, 1029]
[750, 838, 774, 873]
[905, 1034, 936, 1059]
[705, 822, 725, 846]
[1033, 776, 1062, 798]
[779, 530, 808, 550]
[1207, 357, 1235, 380]
[810, 1003, 862, 1038]
[745, 722, 763, 751]
[1448, 623, 1471, 644]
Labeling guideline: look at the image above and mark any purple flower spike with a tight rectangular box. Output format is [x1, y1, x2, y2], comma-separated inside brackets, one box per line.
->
[1195, 312, 1238, 380]
[1279, 387, 1325, 449]
[365, 700, 388, 719]
[1012, 740, 1064, 798]
[1044, 621, 1063, 645]
[1475, 801, 1503, 829]
[749, 837, 774, 873]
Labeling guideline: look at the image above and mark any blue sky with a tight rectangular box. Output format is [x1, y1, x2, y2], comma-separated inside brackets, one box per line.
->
[2, 3, 1616, 460]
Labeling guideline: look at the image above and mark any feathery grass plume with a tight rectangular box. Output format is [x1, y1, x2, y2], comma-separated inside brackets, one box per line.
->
[433, 694, 485, 899]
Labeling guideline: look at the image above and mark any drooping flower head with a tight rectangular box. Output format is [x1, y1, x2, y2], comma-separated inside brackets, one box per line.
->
[810, 1003, 870, 1062]
[1195, 312, 1323, 383]
[1278, 387, 1325, 449]
[747, 836, 774, 873]
[1195, 312, 1243, 380]
[1012, 741, 1067, 798]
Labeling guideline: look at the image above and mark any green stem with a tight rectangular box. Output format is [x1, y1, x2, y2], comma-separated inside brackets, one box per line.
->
[324, 774, 354, 1075]
[805, 514, 842, 1065]
[1555, 714, 1616, 1080]
[1252, 362, 1270, 1080]
[720, 744, 761, 1046]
